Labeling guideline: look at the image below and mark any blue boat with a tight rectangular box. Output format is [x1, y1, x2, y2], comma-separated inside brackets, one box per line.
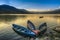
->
[12, 24, 36, 38]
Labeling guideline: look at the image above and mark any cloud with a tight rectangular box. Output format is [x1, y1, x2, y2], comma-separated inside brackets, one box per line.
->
[26, 9, 51, 12]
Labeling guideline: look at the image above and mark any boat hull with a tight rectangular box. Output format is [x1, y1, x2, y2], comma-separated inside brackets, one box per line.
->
[12, 24, 36, 38]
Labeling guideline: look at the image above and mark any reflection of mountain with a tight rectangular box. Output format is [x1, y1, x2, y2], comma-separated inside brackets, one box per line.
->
[0, 15, 17, 22]
[0, 5, 30, 14]
[0, 15, 26, 22]
[0, 4, 60, 14]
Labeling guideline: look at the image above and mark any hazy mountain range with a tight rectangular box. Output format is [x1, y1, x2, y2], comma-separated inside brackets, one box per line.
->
[0, 5, 60, 14]
[0, 5, 30, 14]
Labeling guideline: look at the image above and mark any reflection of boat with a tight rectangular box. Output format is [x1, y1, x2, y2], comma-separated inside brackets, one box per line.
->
[12, 24, 36, 38]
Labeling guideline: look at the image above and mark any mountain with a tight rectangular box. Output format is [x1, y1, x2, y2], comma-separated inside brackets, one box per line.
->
[0, 4, 30, 14]
[52, 9, 60, 14]
[0, 4, 60, 14]
[31, 9, 60, 14]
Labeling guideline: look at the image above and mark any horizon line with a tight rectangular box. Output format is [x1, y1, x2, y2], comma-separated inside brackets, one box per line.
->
[0, 4, 60, 12]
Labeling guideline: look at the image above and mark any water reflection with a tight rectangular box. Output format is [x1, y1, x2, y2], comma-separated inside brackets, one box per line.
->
[0, 14, 59, 40]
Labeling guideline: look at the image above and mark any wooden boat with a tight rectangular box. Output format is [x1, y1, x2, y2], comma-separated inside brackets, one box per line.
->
[12, 24, 36, 38]
[39, 23, 47, 36]
[27, 20, 47, 37]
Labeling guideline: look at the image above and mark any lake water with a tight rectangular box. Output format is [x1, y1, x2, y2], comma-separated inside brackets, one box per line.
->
[0, 14, 60, 40]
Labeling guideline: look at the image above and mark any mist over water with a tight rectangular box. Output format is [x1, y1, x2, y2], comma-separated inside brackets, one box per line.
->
[0, 14, 59, 40]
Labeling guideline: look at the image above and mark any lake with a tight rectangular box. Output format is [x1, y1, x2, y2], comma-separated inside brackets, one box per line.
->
[0, 14, 60, 40]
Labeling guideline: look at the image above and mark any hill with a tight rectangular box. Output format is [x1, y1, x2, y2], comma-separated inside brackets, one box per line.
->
[0, 4, 60, 14]
[0, 5, 30, 14]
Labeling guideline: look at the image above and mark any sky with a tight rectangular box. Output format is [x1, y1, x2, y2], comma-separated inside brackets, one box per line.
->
[0, 0, 60, 11]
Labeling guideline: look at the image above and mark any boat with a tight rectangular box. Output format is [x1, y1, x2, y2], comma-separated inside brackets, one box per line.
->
[12, 20, 47, 38]
[38, 23, 47, 36]
[27, 20, 36, 31]
[12, 24, 36, 38]
[39, 16, 44, 18]
[27, 20, 47, 37]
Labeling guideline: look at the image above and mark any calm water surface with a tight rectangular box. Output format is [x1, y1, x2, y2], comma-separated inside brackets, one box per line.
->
[0, 14, 60, 40]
